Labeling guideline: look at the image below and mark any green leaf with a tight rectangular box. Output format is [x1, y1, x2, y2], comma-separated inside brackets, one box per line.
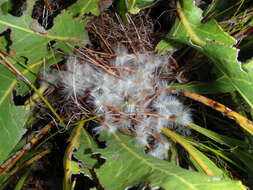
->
[0, 35, 8, 52]
[155, 40, 178, 56]
[170, 1, 235, 46]
[73, 129, 99, 170]
[63, 123, 98, 190]
[171, 77, 234, 94]
[16, 54, 60, 95]
[0, 0, 12, 14]
[188, 123, 247, 147]
[191, 142, 247, 173]
[202, 0, 240, 22]
[117, 0, 156, 16]
[13, 168, 31, 190]
[128, 0, 156, 14]
[232, 149, 253, 172]
[0, 0, 85, 98]
[242, 59, 253, 72]
[0, 173, 7, 188]
[162, 128, 225, 177]
[68, 0, 100, 16]
[0, 65, 29, 165]
[0, 54, 56, 165]
[48, 12, 89, 54]
[95, 132, 246, 190]
[159, 0, 253, 109]
[0, 0, 88, 63]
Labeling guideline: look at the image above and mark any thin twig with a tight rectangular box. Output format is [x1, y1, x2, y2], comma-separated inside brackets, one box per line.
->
[0, 123, 53, 174]
[0, 52, 62, 121]
[7, 149, 52, 178]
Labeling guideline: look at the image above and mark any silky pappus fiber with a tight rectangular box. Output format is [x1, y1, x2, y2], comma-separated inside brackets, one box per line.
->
[43, 47, 192, 159]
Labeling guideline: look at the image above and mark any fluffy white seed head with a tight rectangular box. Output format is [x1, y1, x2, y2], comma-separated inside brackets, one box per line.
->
[153, 92, 192, 136]
[92, 124, 118, 135]
[135, 124, 150, 147]
[58, 56, 99, 99]
[47, 49, 192, 160]
[41, 70, 59, 86]
[93, 114, 120, 135]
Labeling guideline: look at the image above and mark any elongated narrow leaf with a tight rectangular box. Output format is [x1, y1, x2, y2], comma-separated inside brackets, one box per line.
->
[171, 78, 234, 94]
[232, 149, 253, 172]
[162, 128, 224, 177]
[0, 173, 7, 188]
[158, 0, 253, 109]
[189, 142, 247, 173]
[13, 168, 31, 190]
[202, 0, 240, 21]
[188, 123, 247, 147]
[94, 132, 245, 190]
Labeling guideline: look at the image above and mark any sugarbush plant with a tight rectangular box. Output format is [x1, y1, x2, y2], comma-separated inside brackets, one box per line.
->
[0, 0, 253, 189]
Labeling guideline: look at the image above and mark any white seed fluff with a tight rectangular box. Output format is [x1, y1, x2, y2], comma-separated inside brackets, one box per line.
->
[45, 49, 193, 159]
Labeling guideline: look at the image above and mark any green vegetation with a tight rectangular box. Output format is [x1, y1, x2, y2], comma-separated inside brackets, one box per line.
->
[0, 0, 253, 189]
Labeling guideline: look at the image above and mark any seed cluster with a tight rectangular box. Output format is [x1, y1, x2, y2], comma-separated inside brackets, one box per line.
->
[45, 48, 192, 159]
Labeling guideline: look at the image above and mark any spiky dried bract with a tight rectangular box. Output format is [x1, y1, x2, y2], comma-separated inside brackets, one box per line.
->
[44, 48, 192, 159]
